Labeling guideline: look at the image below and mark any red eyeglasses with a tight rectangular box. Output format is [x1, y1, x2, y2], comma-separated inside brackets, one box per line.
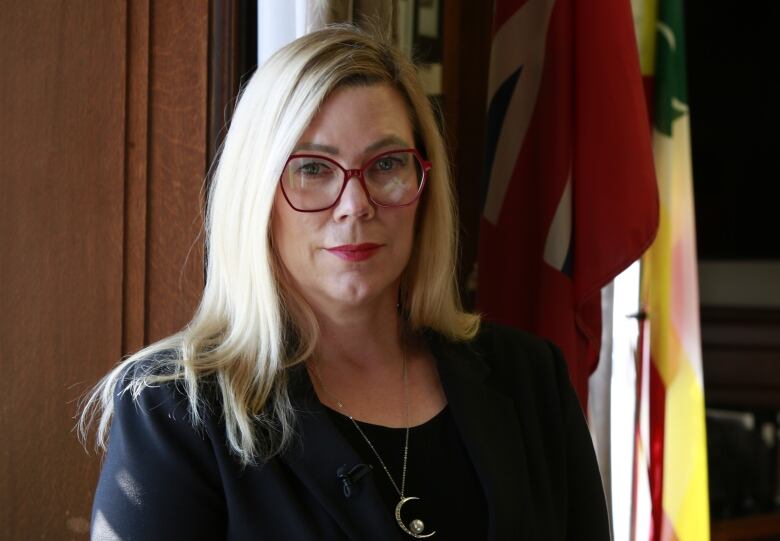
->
[279, 148, 431, 212]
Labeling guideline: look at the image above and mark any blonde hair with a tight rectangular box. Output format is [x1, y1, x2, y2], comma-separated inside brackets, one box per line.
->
[79, 24, 479, 465]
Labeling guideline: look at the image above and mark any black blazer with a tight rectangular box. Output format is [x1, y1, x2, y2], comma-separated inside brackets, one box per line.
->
[91, 324, 610, 540]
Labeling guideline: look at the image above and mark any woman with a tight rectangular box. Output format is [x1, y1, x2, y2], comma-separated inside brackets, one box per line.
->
[81, 25, 610, 540]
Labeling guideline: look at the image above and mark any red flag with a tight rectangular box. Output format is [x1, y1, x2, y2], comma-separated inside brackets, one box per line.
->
[477, 0, 659, 406]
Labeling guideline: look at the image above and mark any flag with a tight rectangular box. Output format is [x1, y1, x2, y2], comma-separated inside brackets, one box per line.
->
[636, 0, 711, 538]
[478, 0, 659, 406]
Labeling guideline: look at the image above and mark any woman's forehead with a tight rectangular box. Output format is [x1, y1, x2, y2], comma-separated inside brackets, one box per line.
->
[292, 135, 411, 157]
[294, 84, 414, 160]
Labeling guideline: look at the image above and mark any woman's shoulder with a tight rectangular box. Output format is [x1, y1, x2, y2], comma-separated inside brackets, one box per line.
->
[111, 348, 219, 433]
[116, 348, 184, 399]
[472, 320, 553, 352]
[101, 349, 227, 479]
[427, 320, 561, 370]
[470, 321, 565, 372]
[93, 350, 228, 539]
[120, 347, 180, 380]
[453, 321, 572, 401]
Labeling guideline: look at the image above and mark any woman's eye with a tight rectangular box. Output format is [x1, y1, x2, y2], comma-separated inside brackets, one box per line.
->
[376, 159, 395, 170]
[299, 162, 328, 175]
[373, 156, 405, 172]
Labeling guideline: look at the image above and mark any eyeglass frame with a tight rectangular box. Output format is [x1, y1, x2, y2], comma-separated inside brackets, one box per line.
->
[279, 148, 432, 213]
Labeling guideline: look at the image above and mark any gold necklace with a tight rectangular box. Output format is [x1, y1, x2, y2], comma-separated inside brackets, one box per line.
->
[309, 354, 436, 539]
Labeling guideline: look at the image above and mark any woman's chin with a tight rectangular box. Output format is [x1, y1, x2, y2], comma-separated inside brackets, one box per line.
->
[316, 279, 396, 311]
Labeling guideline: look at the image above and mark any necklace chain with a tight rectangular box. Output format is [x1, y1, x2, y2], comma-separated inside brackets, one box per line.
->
[309, 351, 410, 498]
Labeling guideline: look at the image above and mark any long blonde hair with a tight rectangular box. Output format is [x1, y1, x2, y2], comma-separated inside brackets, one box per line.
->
[79, 24, 479, 465]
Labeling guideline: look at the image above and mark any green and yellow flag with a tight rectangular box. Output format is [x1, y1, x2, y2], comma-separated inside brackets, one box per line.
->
[635, 0, 711, 538]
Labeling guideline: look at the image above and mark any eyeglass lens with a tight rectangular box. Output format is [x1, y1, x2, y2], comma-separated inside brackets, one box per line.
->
[282, 150, 423, 211]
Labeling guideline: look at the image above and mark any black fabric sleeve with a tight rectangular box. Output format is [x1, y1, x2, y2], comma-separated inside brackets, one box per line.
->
[91, 375, 227, 541]
[547, 340, 612, 541]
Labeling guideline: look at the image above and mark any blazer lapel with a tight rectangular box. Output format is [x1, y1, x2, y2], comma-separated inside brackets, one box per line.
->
[280, 365, 401, 541]
[430, 334, 536, 540]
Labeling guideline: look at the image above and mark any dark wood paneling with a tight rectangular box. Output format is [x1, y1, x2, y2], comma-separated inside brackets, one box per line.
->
[1, 0, 211, 537]
[702, 307, 780, 409]
[441, 0, 493, 309]
[0, 2, 127, 537]
[712, 511, 780, 541]
[123, 0, 150, 354]
[208, 0, 257, 167]
[145, 1, 207, 342]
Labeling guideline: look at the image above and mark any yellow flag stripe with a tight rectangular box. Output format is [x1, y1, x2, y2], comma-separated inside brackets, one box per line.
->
[633, 0, 659, 76]
[642, 110, 710, 540]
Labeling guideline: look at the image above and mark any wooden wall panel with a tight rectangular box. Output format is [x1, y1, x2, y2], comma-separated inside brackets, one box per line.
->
[0, 2, 127, 537]
[146, 1, 207, 343]
[123, 0, 150, 355]
[702, 307, 780, 409]
[1, 0, 209, 537]
[208, 0, 257, 165]
[441, 1, 493, 309]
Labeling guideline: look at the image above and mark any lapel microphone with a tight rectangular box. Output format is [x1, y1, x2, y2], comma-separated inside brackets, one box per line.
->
[336, 463, 373, 498]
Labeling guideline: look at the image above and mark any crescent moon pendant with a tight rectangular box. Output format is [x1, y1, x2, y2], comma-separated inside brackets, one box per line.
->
[394, 496, 436, 538]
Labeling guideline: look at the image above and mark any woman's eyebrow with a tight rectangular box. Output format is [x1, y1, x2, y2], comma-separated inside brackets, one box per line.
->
[363, 135, 411, 154]
[292, 135, 410, 156]
[292, 142, 339, 154]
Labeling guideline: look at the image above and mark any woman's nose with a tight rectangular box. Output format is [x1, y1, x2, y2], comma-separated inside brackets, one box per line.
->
[333, 172, 374, 220]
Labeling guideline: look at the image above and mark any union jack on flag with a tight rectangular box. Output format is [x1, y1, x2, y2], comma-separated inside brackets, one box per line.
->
[477, 0, 659, 405]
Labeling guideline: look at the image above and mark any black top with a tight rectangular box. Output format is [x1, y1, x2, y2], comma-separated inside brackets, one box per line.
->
[325, 405, 488, 539]
[91, 323, 611, 540]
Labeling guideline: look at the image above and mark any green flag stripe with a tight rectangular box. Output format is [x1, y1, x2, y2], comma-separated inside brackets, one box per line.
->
[654, 0, 688, 135]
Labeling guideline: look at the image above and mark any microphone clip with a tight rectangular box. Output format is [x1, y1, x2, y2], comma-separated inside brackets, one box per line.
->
[337, 463, 373, 498]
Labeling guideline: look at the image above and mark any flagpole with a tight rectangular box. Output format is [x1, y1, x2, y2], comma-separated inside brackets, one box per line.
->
[631, 296, 651, 541]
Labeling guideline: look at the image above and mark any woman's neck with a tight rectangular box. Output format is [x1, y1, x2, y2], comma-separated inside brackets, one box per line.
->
[312, 292, 406, 372]
[304, 290, 445, 428]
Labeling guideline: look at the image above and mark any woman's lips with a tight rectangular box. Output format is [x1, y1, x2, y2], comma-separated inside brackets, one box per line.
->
[326, 243, 383, 262]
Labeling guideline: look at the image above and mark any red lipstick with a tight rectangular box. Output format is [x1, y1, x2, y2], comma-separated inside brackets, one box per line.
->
[326, 243, 383, 262]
